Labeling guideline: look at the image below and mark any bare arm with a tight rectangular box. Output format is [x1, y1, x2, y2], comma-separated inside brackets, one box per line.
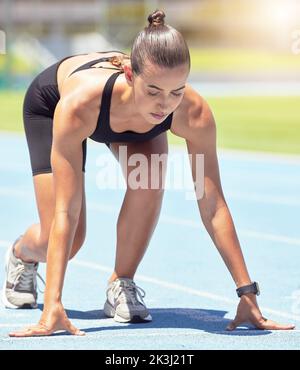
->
[42, 74, 100, 309]
[182, 97, 294, 330]
[185, 103, 251, 288]
[9, 97, 92, 337]
[9, 74, 104, 337]
[44, 98, 89, 306]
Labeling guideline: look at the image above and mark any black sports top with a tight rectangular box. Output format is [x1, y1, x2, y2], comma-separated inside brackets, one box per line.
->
[68, 56, 173, 143]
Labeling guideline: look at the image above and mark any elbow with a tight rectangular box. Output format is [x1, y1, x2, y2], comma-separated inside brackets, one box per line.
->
[54, 209, 81, 226]
[54, 195, 83, 226]
[200, 206, 216, 224]
[199, 193, 219, 222]
[199, 199, 227, 224]
[200, 205, 231, 235]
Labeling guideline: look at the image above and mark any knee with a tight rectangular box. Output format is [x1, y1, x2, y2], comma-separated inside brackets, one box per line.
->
[38, 234, 85, 262]
[146, 187, 165, 204]
[39, 223, 85, 261]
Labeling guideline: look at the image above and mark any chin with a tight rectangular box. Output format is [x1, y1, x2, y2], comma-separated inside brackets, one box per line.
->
[150, 119, 163, 126]
[144, 116, 160, 125]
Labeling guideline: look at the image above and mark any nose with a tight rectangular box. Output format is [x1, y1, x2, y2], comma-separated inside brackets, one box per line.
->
[158, 100, 168, 112]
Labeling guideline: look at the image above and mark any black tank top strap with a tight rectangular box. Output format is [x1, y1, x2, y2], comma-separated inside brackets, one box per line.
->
[69, 57, 122, 77]
[97, 72, 123, 136]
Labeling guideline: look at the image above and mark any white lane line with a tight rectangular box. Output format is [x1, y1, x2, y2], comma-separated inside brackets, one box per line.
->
[0, 241, 10, 248]
[217, 148, 300, 165]
[226, 192, 300, 207]
[238, 230, 300, 246]
[70, 259, 300, 323]
[1, 193, 300, 249]
[1, 181, 300, 207]
[71, 260, 233, 303]
[162, 217, 300, 247]
[1, 239, 299, 322]
[87, 203, 300, 247]
[2, 179, 300, 208]
[0, 187, 31, 197]
[0, 324, 36, 328]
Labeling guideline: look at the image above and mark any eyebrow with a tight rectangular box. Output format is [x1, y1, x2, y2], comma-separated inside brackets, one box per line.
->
[147, 84, 186, 92]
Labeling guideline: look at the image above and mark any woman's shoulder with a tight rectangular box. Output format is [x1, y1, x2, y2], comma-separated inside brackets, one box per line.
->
[60, 65, 124, 114]
[56, 71, 115, 137]
[171, 83, 215, 139]
[59, 71, 104, 107]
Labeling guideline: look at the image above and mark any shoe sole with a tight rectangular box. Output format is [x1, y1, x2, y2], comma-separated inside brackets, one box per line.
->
[103, 300, 152, 323]
[1, 246, 37, 309]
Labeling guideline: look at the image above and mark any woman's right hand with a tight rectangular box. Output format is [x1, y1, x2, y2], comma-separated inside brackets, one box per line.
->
[226, 294, 295, 331]
[9, 303, 85, 337]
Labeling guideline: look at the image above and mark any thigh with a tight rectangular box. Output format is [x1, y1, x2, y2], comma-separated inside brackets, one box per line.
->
[23, 114, 87, 176]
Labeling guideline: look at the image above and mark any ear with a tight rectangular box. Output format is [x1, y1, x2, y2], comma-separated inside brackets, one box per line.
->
[123, 64, 134, 87]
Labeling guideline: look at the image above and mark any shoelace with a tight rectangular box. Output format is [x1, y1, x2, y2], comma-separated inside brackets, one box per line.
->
[114, 281, 146, 306]
[10, 235, 46, 294]
[14, 264, 36, 292]
[14, 264, 45, 294]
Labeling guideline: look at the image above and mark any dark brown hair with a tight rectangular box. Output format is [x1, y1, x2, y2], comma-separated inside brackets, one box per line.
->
[130, 9, 190, 75]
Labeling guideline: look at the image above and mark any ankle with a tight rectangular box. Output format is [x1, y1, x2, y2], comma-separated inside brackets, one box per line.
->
[108, 274, 134, 284]
[13, 240, 35, 264]
[108, 276, 117, 284]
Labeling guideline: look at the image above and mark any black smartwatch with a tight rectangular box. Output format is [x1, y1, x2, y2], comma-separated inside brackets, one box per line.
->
[236, 282, 260, 298]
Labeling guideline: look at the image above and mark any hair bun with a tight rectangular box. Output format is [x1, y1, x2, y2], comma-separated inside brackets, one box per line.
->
[148, 9, 165, 27]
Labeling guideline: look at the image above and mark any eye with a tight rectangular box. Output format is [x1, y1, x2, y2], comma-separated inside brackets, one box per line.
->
[147, 91, 183, 97]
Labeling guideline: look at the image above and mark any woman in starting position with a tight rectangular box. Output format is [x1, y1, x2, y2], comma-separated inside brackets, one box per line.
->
[4, 10, 294, 336]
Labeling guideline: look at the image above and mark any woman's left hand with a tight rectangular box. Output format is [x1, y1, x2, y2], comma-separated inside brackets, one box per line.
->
[226, 294, 295, 331]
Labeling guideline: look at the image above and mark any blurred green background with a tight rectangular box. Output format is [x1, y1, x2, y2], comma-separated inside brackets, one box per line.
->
[0, 0, 299, 154]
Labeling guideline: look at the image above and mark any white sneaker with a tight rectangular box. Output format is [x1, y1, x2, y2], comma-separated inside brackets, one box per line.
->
[2, 236, 39, 309]
[103, 278, 152, 323]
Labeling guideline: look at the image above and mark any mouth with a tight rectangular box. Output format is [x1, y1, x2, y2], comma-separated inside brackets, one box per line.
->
[150, 112, 167, 120]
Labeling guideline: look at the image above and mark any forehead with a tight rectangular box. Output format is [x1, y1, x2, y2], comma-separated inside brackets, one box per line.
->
[137, 63, 189, 90]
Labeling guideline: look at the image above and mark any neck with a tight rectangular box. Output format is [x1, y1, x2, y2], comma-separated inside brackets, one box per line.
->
[111, 75, 153, 133]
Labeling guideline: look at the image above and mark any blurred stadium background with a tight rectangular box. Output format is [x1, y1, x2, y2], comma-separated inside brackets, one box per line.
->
[0, 0, 299, 154]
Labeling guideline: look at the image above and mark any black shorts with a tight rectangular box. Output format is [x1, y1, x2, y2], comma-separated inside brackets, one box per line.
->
[23, 61, 88, 176]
